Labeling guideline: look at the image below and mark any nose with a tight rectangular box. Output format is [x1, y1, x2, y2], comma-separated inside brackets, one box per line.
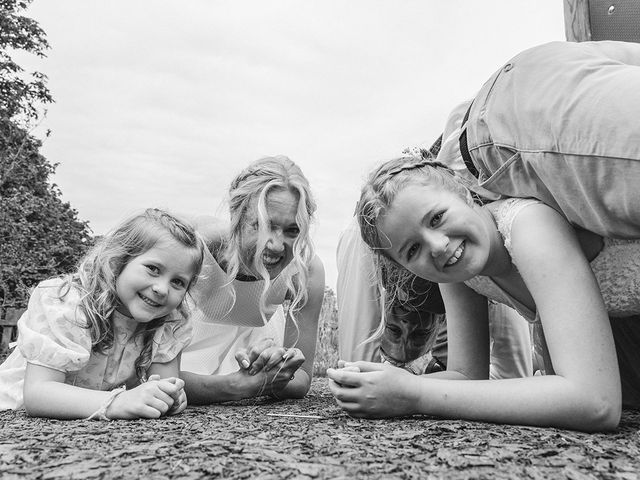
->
[266, 230, 285, 252]
[151, 279, 169, 297]
[422, 230, 449, 257]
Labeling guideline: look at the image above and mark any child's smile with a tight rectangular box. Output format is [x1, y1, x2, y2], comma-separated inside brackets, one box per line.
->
[377, 183, 494, 283]
[116, 235, 196, 322]
[137, 292, 163, 308]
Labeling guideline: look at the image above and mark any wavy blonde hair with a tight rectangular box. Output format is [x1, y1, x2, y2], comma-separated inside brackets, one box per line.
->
[58, 208, 205, 381]
[221, 155, 316, 324]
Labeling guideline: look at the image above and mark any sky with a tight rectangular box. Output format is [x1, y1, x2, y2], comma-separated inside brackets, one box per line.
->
[17, 0, 566, 290]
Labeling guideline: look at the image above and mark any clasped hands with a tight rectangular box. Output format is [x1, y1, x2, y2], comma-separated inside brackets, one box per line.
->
[234, 338, 305, 395]
[327, 360, 417, 418]
[107, 374, 187, 419]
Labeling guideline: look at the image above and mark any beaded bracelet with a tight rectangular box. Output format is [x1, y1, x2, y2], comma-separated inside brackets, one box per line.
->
[86, 386, 126, 421]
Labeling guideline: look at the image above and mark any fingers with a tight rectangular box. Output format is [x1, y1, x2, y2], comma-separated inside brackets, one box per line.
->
[266, 348, 304, 379]
[246, 338, 277, 366]
[338, 361, 383, 373]
[136, 405, 165, 419]
[332, 398, 366, 417]
[142, 380, 180, 413]
[167, 389, 188, 416]
[328, 378, 365, 408]
[235, 338, 277, 370]
[155, 377, 185, 392]
[249, 347, 287, 375]
[326, 367, 363, 388]
[235, 348, 251, 369]
[112, 384, 174, 419]
[282, 348, 305, 368]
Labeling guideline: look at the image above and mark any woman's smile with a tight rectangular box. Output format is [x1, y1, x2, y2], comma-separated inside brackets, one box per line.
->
[242, 187, 300, 279]
[262, 250, 284, 268]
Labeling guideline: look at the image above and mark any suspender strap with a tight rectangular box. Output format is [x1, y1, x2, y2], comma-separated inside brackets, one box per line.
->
[459, 103, 479, 179]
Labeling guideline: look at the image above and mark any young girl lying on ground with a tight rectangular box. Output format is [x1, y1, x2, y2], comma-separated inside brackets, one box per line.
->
[0, 209, 204, 419]
[327, 155, 640, 432]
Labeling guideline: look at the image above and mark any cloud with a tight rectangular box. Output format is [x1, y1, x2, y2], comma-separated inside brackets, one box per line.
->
[21, 0, 565, 287]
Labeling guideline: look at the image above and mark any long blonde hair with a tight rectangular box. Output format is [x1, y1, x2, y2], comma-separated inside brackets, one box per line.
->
[222, 155, 316, 322]
[58, 208, 204, 381]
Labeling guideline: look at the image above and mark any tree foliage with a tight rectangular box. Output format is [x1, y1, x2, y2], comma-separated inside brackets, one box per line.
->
[1, 0, 92, 308]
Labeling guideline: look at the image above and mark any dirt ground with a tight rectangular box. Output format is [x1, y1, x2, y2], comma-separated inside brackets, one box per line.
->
[1, 378, 639, 480]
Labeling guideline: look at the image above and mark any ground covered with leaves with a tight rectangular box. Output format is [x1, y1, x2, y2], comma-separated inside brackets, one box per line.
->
[1, 378, 639, 480]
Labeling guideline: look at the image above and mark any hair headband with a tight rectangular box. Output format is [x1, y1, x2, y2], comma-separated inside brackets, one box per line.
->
[387, 158, 453, 177]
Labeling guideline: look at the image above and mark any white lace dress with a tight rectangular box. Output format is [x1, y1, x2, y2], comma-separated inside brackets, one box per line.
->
[464, 198, 640, 376]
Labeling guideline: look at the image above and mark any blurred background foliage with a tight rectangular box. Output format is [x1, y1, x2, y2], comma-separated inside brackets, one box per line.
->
[1, 0, 93, 310]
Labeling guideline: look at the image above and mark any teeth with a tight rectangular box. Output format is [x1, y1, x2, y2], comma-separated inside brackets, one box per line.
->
[445, 243, 464, 266]
[263, 254, 281, 266]
[139, 294, 160, 307]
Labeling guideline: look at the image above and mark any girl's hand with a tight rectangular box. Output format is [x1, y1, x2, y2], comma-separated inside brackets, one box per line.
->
[148, 375, 187, 416]
[327, 361, 417, 418]
[107, 378, 182, 419]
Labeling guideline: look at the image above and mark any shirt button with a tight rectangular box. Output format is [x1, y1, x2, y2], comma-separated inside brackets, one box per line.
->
[504, 63, 513, 72]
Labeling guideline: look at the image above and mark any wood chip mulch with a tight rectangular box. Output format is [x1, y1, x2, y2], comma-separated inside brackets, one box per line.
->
[1, 378, 639, 479]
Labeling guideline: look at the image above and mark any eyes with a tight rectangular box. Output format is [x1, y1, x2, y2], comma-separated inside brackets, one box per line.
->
[384, 324, 436, 345]
[170, 278, 187, 289]
[144, 264, 189, 289]
[405, 211, 445, 262]
[430, 212, 443, 227]
[246, 221, 300, 239]
[285, 225, 300, 237]
[385, 324, 403, 337]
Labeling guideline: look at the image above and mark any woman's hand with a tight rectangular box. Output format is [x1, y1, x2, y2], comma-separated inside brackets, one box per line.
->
[248, 346, 305, 375]
[236, 338, 305, 376]
[237, 346, 306, 394]
[327, 361, 418, 418]
[234, 337, 277, 370]
[108, 377, 184, 419]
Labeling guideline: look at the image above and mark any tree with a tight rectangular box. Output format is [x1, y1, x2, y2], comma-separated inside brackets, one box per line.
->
[0, 0, 92, 308]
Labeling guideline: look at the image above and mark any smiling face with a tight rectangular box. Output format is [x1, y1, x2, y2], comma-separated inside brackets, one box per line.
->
[241, 187, 300, 279]
[377, 183, 494, 283]
[115, 235, 197, 322]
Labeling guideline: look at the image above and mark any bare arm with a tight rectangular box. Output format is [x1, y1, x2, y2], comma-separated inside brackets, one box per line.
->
[24, 362, 181, 419]
[274, 254, 325, 399]
[148, 355, 180, 378]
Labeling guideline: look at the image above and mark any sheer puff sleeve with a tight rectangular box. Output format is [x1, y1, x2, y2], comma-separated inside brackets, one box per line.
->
[17, 278, 92, 373]
[151, 312, 193, 364]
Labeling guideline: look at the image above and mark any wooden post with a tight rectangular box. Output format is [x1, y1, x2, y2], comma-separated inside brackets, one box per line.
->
[1, 308, 24, 350]
[564, 0, 592, 41]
